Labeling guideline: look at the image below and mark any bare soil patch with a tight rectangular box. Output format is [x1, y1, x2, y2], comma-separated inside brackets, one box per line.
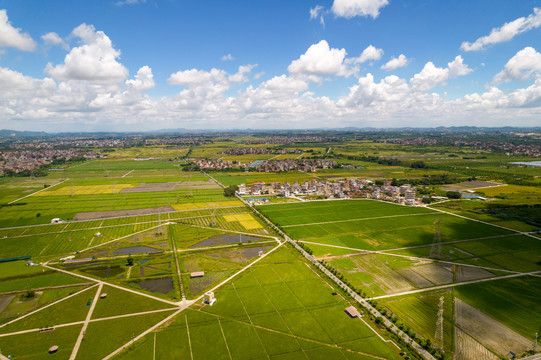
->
[411, 263, 453, 285]
[443, 181, 503, 191]
[455, 266, 494, 282]
[454, 327, 499, 360]
[73, 206, 175, 221]
[396, 268, 433, 288]
[455, 297, 531, 356]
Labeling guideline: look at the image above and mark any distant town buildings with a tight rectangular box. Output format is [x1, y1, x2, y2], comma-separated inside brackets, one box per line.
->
[194, 158, 338, 172]
[0, 149, 99, 175]
[221, 147, 303, 155]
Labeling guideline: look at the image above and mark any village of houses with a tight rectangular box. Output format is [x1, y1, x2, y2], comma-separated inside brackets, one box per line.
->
[238, 179, 419, 206]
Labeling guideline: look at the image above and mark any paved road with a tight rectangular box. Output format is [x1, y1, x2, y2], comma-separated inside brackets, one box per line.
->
[69, 283, 103, 360]
[169, 223, 186, 301]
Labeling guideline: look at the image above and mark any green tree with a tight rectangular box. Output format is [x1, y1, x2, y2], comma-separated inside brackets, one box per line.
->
[223, 185, 239, 197]
[446, 191, 462, 199]
[126, 255, 134, 266]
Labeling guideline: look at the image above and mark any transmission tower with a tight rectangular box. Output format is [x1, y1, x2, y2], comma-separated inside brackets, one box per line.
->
[429, 218, 444, 259]
[434, 296, 445, 354]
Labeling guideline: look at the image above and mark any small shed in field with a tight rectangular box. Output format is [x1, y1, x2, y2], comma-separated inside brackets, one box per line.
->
[190, 271, 205, 278]
[345, 306, 360, 318]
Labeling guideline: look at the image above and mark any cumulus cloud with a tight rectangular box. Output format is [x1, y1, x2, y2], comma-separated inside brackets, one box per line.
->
[125, 66, 154, 91]
[222, 53, 234, 61]
[228, 64, 256, 83]
[381, 54, 408, 70]
[41, 32, 69, 50]
[461, 8, 541, 51]
[447, 55, 473, 78]
[493, 47, 541, 83]
[332, 0, 389, 19]
[410, 62, 450, 92]
[1, 24, 540, 130]
[168, 68, 228, 86]
[338, 73, 409, 107]
[410, 56, 471, 92]
[347, 45, 383, 64]
[288, 40, 353, 80]
[0, 9, 36, 51]
[45, 24, 129, 84]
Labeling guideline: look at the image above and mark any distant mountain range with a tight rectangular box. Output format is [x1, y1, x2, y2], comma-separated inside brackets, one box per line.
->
[0, 126, 540, 138]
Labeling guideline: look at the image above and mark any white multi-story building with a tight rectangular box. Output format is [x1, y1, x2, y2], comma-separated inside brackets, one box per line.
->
[405, 189, 416, 205]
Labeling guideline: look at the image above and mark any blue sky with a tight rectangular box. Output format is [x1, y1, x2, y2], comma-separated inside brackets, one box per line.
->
[0, 0, 540, 131]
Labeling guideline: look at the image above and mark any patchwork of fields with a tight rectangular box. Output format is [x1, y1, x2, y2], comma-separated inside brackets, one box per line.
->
[0, 153, 539, 360]
[258, 199, 541, 359]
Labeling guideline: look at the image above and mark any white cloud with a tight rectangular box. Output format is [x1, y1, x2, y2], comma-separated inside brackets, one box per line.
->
[347, 45, 383, 64]
[310, 5, 324, 19]
[125, 66, 155, 91]
[0, 9, 36, 51]
[228, 64, 256, 83]
[0, 67, 51, 92]
[115, 0, 146, 6]
[168, 68, 228, 86]
[309, 5, 326, 26]
[222, 53, 234, 61]
[288, 40, 353, 80]
[338, 73, 409, 107]
[381, 54, 408, 70]
[45, 24, 129, 84]
[331, 0, 389, 19]
[41, 32, 69, 50]
[493, 47, 541, 83]
[410, 56, 472, 92]
[447, 55, 473, 78]
[410, 62, 449, 92]
[461, 8, 541, 51]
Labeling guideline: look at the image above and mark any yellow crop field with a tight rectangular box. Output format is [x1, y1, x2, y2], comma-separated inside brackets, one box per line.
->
[35, 184, 135, 196]
[223, 213, 263, 229]
[171, 200, 243, 211]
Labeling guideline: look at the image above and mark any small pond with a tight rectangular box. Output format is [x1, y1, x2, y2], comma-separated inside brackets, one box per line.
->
[137, 277, 174, 294]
